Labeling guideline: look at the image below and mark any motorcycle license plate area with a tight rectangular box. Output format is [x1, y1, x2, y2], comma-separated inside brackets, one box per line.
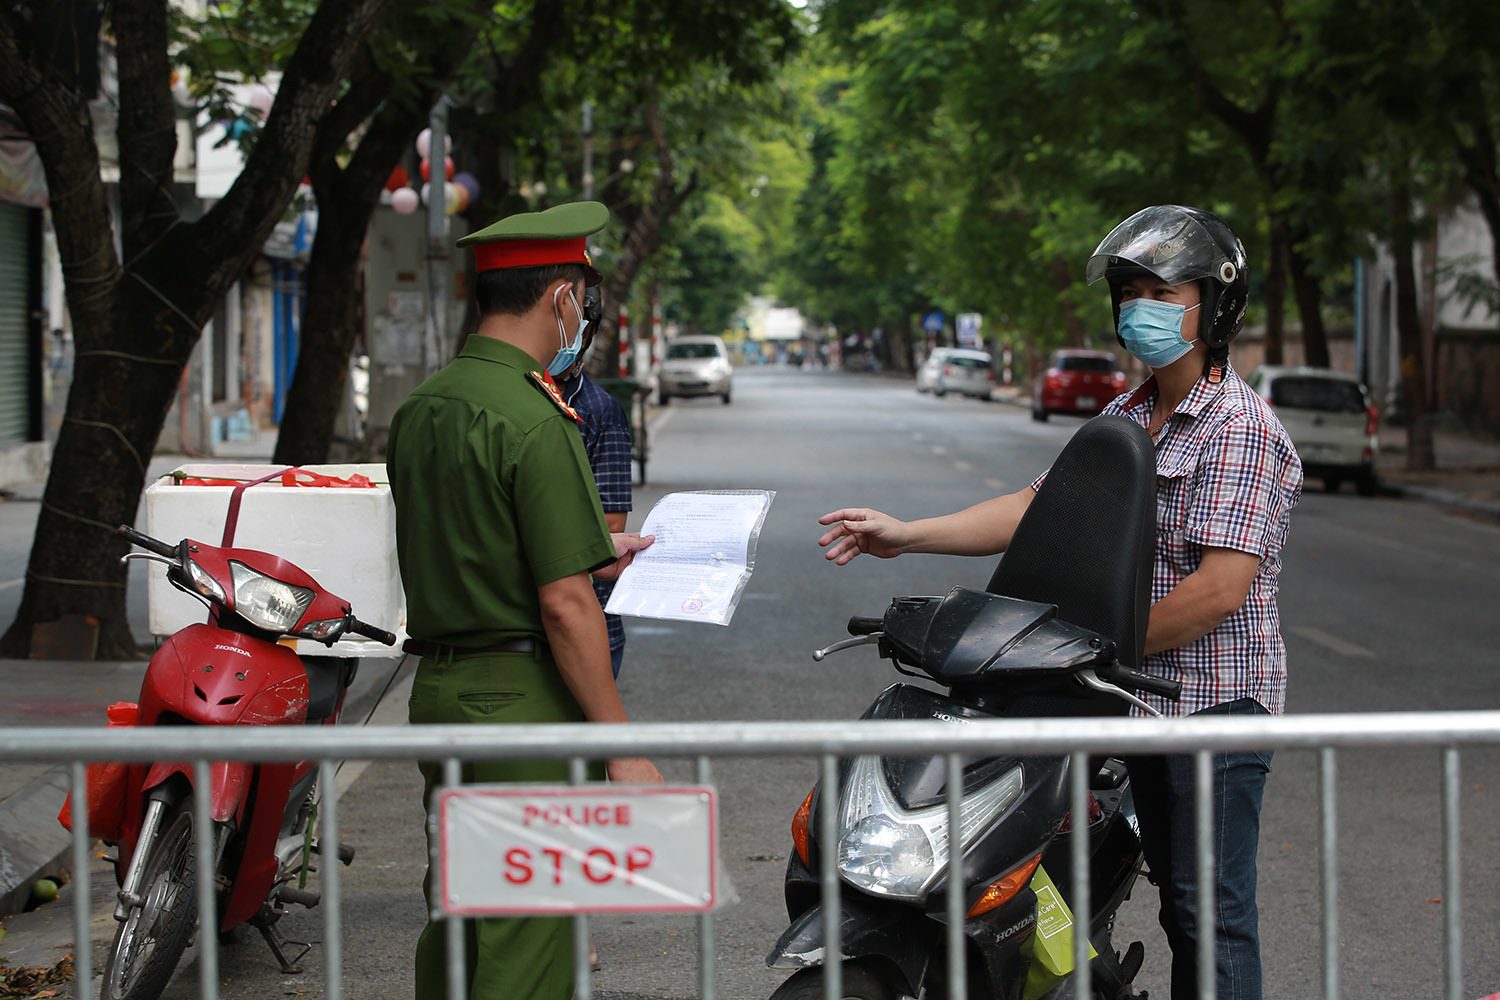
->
[438, 785, 717, 915]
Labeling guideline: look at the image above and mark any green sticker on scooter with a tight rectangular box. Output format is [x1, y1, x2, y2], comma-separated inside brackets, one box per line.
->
[1022, 864, 1098, 1000]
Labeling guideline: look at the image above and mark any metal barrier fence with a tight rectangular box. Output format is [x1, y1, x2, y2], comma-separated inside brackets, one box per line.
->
[6, 710, 1500, 1000]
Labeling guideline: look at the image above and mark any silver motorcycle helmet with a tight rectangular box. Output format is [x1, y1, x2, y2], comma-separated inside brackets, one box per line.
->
[1085, 205, 1249, 380]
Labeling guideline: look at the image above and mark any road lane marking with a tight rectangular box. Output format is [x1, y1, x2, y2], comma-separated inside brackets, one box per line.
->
[931, 445, 948, 456]
[1292, 626, 1374, 658]
[985, 478, 1007, 491]
[0, 578, 22, 592]
[955, 460, 973, 473]
[648, 407, 676, 434]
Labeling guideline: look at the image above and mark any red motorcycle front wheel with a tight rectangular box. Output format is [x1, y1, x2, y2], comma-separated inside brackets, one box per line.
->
[103, 797, 198, 1000]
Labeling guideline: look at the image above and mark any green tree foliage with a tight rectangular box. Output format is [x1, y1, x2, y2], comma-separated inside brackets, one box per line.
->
[769, 0, 1500, 379]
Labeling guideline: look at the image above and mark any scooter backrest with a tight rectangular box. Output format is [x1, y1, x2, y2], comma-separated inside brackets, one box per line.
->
[985, 414, 1155, 672]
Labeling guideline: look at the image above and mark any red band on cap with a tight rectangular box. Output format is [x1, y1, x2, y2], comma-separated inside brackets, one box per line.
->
[472, 237, 587, 273]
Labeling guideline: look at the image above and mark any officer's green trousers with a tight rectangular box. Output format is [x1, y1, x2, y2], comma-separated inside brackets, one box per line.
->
[409, 647, 602, 1000]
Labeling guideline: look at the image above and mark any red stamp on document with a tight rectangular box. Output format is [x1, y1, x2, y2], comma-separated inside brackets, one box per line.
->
[681, 598, 704, 614]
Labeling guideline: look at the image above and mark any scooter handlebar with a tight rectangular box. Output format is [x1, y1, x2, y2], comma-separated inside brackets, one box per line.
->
[116, 524, 178, 559]
[1107, 663, 1182, 701]
[847, 616, 884, 636]
[347, 618, 397, 646]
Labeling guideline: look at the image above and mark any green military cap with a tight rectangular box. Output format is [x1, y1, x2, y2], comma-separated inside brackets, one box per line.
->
[457, 200, 608, 286]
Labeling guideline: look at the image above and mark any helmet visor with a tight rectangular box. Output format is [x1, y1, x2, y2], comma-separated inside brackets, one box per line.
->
[1085, 205, 1234, 286]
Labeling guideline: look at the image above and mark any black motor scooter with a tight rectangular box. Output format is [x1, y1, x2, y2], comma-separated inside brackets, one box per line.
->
[767, 415, 1181, 1000]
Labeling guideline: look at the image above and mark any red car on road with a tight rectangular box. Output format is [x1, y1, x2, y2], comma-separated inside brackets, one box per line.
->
[1032, 349, 1128, 421]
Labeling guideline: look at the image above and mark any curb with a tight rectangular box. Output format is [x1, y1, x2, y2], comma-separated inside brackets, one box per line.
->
[1381, 481, 1500, 524]
[0, 769, 72, 918]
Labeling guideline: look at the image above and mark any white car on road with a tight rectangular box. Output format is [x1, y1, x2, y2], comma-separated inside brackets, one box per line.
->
[1249, 365, 1379, 495]
[659, 336, 733, 405]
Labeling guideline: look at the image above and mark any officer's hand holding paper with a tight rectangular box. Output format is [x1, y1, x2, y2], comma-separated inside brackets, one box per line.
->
[604, 490, 774, 626]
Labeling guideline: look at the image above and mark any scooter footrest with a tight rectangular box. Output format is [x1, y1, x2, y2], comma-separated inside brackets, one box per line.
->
[278, 885, 320, 908]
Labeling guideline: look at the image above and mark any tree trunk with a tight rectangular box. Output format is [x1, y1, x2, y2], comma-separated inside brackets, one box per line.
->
[1389, 172, 1435, 471]
[272, 193, 373, 466]
[591, 97, 698, 379]
[1286, 233, 1330, 368]
[0, 0, 391, 657]
[1262, 218, 1289, 365]
[274, 0, 491, 466]
[1047, 257, 1087, 347]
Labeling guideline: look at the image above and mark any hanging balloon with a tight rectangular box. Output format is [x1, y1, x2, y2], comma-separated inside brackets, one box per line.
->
[443, 134, 453, 155]
[420, 183, 431, 205]
[385, 165, 410, 193]
[419, 157, 432, 181]
[249, 88, 274, 116]
[416, 127, 433, 159]
[391, 188, 420, 214]
[446, 185, 470, 216]
[421, 157, 455, 182]
[453, 171, 481, 201]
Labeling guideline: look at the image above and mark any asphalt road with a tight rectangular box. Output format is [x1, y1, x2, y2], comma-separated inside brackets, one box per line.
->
[9, 366, 1499, 998]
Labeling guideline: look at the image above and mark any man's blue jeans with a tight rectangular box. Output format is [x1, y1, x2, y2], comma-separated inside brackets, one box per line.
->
[1126, 698, 1273, 1000]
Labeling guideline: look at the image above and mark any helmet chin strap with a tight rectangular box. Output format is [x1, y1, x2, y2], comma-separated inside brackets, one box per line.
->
[1205, 343, 1229, 384]
[1197, 278, 1229, 384]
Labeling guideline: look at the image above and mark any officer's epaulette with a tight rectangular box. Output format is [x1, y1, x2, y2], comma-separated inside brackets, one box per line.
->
[527, 371, 583, 424]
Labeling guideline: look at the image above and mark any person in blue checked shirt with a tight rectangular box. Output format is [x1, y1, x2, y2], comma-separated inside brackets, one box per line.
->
[816, 205, 1302, 1000]
[557, 286, 634, 680]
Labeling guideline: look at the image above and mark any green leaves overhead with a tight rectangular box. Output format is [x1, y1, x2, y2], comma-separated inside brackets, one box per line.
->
[759, 0, 1500, 372]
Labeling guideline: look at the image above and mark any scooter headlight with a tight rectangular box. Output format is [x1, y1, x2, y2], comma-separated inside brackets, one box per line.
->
[838, 814, 935, 892]
[836, 755, 1024, 901]
[229, 561, 315, 632]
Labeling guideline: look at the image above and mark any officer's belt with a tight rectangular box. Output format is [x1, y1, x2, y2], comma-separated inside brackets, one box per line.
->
[403, 637, 538, 657]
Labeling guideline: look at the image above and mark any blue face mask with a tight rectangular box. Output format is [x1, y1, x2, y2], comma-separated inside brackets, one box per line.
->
[546, 285, 588, 378]
[1117, 297, 1200, 368]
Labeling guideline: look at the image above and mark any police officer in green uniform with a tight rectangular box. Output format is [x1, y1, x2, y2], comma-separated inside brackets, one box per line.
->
[386, 200, 662, 1000]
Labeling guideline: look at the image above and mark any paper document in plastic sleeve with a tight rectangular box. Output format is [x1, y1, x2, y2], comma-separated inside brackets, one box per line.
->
[605, 490, 774, 626]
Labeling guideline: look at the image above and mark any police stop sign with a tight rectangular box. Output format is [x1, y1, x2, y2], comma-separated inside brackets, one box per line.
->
[438, 785, 718, 915]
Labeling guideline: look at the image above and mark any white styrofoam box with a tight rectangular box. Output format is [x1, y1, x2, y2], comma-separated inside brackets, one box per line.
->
[144, 464, 406, 656]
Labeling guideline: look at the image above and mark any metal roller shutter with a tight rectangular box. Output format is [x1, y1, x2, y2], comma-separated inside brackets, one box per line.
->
[0, 202, 33, 446]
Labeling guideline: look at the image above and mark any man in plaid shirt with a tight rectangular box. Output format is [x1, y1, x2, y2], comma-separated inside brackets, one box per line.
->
[817, 206, 1301, 1000]
[559, 294, 634, 679]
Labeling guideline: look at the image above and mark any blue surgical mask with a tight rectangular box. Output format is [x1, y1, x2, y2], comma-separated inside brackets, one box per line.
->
[546, 286, 588, 378]
[1117, 297, 1200, 368]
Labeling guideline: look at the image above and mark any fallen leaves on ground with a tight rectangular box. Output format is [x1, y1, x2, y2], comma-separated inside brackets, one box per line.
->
[0, 954, 75, 999]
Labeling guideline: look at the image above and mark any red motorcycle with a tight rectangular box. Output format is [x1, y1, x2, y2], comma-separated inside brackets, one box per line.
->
[90, 516, 396, 1000]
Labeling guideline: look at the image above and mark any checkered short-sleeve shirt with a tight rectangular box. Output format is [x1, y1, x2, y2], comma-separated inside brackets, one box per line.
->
[564, 373, 634, 652]
[1038, 368, 1302, 716]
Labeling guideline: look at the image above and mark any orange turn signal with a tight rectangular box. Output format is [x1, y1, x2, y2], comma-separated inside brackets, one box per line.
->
[791, 786, 815, 867]
[966, 852, 1043, 918]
